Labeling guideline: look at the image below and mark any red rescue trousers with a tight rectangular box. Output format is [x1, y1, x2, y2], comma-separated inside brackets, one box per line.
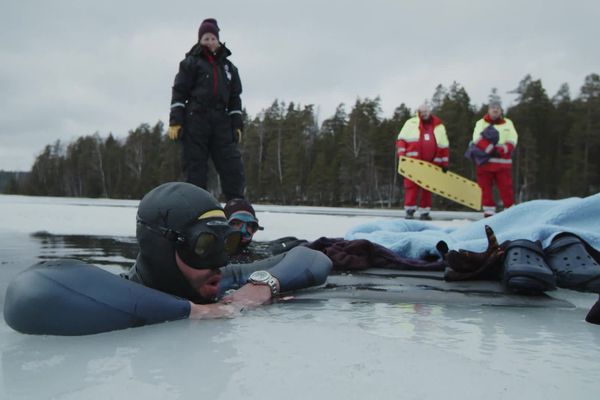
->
[403, 178, 432, 209]
[475, 166, 514, 212]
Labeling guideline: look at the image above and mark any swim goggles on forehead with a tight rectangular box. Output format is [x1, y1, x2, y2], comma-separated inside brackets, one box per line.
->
[137, 213, 242, 258]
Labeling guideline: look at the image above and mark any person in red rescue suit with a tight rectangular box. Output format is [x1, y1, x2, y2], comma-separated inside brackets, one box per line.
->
[395, 103, 450, 220]
[469, 101, 518, 217]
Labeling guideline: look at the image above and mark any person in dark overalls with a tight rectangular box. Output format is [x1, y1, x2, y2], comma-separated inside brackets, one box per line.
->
[167, 18, 245, 200]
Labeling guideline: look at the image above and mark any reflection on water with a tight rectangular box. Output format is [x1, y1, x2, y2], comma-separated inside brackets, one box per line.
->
[4, 300, 600, 399]
[258, 301, 600, 390]
[1, 320, 238, 400]
[31, 232, 138, 271]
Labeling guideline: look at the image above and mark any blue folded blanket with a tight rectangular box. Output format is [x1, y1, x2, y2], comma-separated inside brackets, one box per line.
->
[345, 193, 600, 260]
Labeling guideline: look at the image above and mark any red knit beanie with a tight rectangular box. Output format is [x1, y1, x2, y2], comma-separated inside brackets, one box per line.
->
[198, 18, 220, 41]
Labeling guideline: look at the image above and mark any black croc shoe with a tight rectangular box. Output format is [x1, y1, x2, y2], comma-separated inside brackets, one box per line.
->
[544, 234, 600, 293]
[502, 239, 557, 294]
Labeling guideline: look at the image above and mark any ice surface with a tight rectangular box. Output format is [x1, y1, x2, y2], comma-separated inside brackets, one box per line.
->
[1, 194, 599, 400]
[0, 194, 467, 239]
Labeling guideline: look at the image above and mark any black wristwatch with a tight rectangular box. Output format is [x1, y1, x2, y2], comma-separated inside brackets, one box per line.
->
[247, 270, 279, 297]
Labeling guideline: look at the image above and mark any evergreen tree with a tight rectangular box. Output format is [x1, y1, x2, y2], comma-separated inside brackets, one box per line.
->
[551, 84, 576, 197]
[563, 74, 600, 196]
[62, 134, 106, 197]
[280, 102, 316, 204]
[102, 133, 125, 198]
[260, 100, 286, 203]
[123, 122, 163, 198]
[4, 177, 21, 194]
[431, 84, 448, 110]
[307, 104, 347, 205]
[508, 75, 554, 199]
[26, 140, 65, 196]
[380, 103, 411, 207]
[340, 97, 382, 206]
[434, 82, 477, 208]
[240, 114, 264, 201]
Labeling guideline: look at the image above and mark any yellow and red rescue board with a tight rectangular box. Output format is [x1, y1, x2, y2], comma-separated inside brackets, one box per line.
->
[398, 156, 481, 210]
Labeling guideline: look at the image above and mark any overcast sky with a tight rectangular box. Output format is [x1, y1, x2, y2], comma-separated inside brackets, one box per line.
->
[1, 0, 599, 171]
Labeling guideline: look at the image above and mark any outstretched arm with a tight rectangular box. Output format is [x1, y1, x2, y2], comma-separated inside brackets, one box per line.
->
[189, 277, 281, 318]
[215, 246, 332, 309]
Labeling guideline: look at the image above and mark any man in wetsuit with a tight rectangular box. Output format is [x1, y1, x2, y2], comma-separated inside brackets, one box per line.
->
[125, 182, 332, 319]
[3, 181, 332, 335]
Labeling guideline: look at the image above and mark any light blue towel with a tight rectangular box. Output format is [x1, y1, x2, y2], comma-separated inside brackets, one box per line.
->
[345, 193, 600, 260]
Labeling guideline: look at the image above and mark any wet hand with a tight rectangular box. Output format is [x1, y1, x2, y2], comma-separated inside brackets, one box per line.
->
[221, 281, 278, 308]
[188, 302, 241, 319]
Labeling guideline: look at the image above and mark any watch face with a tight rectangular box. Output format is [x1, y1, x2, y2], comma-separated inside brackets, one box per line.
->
[250, 270, 270, 282]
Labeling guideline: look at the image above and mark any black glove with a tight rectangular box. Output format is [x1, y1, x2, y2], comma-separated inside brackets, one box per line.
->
[231, 113, 244, 143]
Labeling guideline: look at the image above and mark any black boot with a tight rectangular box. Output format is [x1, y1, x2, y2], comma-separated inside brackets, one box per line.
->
[419, 213, 432, 221]
[405, 209, 415, 219]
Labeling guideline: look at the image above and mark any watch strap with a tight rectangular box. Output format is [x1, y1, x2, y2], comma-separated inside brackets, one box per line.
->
[248, 271, 279, 297]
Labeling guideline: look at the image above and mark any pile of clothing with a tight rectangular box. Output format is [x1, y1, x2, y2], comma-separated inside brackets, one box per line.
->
[345, 193, 600, 324]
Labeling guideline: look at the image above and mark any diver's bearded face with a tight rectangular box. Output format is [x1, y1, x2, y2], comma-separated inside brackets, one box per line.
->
[175, 251, 222, 300]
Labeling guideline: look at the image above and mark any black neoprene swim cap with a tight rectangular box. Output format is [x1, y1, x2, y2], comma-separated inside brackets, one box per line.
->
[133, 182, 233, 302]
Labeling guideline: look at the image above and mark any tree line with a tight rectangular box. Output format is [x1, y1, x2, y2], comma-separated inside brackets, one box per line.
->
[5, 73, 600, 209]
